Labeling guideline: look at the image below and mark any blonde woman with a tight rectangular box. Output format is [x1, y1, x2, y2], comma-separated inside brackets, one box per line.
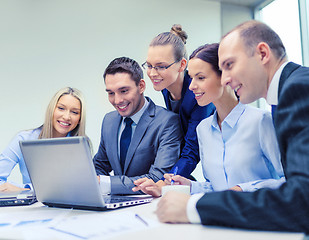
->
[0, 87, 86, 192]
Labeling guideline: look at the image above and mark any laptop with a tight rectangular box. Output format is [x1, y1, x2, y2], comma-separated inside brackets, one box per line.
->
[19, 137, 152, 211]
[0, 190, 37, 207]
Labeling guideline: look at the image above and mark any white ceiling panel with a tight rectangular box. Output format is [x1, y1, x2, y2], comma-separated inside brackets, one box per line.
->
[207, 0, 270, 8]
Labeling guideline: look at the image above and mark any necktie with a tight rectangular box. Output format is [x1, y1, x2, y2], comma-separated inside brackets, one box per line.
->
[271, 105, 277, 119]
[120, 118, 133, 171]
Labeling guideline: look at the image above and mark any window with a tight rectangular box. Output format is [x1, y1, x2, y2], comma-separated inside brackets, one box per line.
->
[253, 0, 308, 110]
[256, 0, 303, 65]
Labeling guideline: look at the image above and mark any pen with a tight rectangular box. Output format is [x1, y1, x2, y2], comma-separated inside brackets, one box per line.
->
[135, 214, 148, 226]
[170, 166, 178, 185]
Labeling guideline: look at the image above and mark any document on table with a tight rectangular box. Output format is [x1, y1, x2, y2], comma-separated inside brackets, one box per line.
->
[0, 208, 70, 230]
[50, 211, 158, 239]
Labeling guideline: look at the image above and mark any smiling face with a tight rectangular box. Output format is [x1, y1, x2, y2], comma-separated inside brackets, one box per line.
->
[105, 72, 145, 117]
[219, 31, 268, 104]
[52, 94, 81, 138]
[188, 58, 223, 106]
[145, 45, 183, 91]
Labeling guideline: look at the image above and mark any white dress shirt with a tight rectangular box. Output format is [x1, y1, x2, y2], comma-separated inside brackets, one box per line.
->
[266, 61, 289, 105]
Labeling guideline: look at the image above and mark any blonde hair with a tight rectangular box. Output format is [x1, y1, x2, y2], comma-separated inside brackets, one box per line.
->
[39, 87, 86, 139]
[150, 24, 188, 61]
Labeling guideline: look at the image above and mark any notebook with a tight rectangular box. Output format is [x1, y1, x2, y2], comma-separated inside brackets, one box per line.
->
[0, 190, 37, 207]
[19, 137, 152, 211]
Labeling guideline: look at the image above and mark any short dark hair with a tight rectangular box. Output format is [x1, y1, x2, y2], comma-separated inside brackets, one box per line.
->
[223, 20, 286, 61]
[103, 57, 143, 85]
[189, 43, 221, 76]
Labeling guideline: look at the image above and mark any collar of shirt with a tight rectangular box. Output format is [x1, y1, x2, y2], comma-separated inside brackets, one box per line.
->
[118, 97, 149, 157]
[121, 96, 149, 126]
[266, 61, 289, 105]
[211, 102, 245, 130]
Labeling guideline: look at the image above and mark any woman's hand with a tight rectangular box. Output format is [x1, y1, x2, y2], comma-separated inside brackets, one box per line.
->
[163, 174, 191, 186]
[0, 182, 29, 192]
[229, 185, 243, 191]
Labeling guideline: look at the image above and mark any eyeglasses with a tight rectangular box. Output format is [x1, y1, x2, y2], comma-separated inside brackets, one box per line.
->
[142, 60, 179, 72]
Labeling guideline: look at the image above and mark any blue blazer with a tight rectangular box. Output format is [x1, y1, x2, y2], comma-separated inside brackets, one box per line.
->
[195, 62, 309, 233]
[93, 97, 183, 195]
[162, 71, 215, 177]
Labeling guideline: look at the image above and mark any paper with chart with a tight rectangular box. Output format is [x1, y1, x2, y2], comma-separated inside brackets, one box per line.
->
[50, 211, 158, 239]
[0, 208, 70, 231]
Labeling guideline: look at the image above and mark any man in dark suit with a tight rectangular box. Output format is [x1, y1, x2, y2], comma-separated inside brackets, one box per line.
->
[156, 20, 309, 233]
[93, 57, 182, 195]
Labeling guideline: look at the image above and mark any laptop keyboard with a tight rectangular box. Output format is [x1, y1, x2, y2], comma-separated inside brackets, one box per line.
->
[103, 196, 139, 204]
[0, 197, 37, 207]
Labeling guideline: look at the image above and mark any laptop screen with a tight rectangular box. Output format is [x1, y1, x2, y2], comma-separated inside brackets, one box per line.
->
[20, 137, 106, 209]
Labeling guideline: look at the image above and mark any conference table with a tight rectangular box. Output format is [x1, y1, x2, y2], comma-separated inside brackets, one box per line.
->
[0, 197, 306, 240]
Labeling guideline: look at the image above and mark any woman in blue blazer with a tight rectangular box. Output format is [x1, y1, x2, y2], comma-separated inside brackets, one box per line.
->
[141, 24, 215, 179]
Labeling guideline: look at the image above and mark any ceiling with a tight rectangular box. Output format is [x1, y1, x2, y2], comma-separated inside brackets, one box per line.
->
[207, 0, 271, 8]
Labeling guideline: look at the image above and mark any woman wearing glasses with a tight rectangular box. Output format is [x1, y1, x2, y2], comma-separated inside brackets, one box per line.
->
[0, 87, 87, 192]
[134, 43, 285, 196]
[142, 24, 215, 180]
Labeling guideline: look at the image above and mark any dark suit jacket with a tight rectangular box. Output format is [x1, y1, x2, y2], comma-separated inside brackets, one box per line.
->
[93, 97, 182, 195]
[195, 62, 309, 233]
[162, 71, 215, 177]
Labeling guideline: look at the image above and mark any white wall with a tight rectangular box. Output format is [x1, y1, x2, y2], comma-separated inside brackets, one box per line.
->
[221, 3, 252, 35]
[0, 0, 221, 183]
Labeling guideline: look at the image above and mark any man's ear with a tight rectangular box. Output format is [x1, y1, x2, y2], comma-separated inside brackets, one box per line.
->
[139, 79, 146, 94]
[256, 42, 271, 64]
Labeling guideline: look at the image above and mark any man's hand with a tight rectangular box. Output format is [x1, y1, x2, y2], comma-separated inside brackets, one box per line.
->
[156, 191, 190, 223]
[132, 178, 163, 197]
[0, 182, 28, 192]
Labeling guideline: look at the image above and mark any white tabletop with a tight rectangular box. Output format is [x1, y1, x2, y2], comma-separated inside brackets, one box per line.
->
[0, 198, 306, 240]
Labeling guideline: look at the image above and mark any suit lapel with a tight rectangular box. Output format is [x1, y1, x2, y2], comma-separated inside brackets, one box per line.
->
[278, 62, 300, 96]
[106, 114, 123, 174]
[162, 89, 172, 110]
[123, 99, 155, 173]
[274, 62, 300, 124]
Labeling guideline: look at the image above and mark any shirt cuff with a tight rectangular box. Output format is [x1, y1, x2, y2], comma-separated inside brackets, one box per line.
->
[99, 175, 111, 195]
[237, 183, 252, 192]
[186, 193, 204, 224]
[190, 180, 198, 194]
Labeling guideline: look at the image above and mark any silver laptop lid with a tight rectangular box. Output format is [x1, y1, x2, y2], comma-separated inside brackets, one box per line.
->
[20, 137, 106, 209]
